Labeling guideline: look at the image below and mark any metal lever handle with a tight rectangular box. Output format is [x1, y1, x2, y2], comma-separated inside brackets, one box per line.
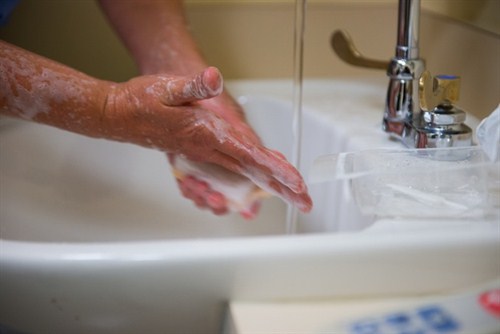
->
[330, 30, 389, 70]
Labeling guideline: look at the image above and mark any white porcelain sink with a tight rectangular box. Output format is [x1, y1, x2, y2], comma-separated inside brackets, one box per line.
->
[1, 79, 498, 333]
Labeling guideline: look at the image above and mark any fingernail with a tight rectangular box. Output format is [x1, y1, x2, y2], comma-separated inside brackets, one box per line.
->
[202, 67, 223, 96]
[206, 191, 226, 209]
[298, 196, 313, 213]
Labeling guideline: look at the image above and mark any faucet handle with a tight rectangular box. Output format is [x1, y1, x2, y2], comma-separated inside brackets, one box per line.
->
[419, 70, 461, 111]
[331, 30, 389, 70]
[417, 70, 472, 149]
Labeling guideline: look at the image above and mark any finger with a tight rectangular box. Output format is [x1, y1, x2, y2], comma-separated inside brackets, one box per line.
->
[214, 137, 307, 195]
[191, 137, 305, 195]
[202, 148, 312, 213]
[180, 151, 312, 213]
[266, 178, 313, 213]
[212, 207, 229, 216]
[240, 200, 261, 220]
[270, 149, 287, 161]
[176, 172, 231, 214]
[162, 67, 223, 106]
[206, 191, 227, 209]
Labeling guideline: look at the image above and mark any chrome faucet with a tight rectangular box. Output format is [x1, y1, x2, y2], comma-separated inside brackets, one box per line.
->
[331, 0, 472, 149]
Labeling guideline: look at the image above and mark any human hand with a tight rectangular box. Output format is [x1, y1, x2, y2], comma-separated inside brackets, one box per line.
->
[167, 85, 272, 218]
[169, 154, 269, 219]
[103, 67, 312, 215]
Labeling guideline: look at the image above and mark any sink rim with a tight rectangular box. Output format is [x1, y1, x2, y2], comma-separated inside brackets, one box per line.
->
[1, 218, 498, 264]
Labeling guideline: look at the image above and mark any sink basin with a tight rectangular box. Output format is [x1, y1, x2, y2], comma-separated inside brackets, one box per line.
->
[1, 79, 498, 333]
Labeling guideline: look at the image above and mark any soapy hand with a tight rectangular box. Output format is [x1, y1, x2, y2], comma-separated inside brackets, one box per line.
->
[103, 67, 312, 217]
[169, 154, 269, 219]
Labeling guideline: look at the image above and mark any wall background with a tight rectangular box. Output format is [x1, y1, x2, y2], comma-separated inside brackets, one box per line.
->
[186, 0, 500, 36]
[0, 0, 498, 118]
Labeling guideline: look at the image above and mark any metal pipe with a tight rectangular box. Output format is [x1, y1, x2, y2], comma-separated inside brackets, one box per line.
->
[396, 0, 420, 59]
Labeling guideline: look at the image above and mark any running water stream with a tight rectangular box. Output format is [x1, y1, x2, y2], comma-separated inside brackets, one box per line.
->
[286, 0, 307, 234]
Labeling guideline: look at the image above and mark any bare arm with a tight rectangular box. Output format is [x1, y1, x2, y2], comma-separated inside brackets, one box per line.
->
[98, 0, 206, 76]
[0, 40, 110, 137]
[98, 0, 252, 133]
[0, 40, 312, 214]
[0, 40, 224, 153]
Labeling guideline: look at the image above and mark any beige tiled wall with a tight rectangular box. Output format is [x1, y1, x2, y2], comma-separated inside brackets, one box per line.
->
[1, 1, 498, 118]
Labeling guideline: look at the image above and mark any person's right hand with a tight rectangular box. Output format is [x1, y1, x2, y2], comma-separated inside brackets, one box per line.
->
[102, 67, 313, 214]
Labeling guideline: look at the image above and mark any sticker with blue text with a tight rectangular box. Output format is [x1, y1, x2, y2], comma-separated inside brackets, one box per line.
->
[347, 305, 460, 334]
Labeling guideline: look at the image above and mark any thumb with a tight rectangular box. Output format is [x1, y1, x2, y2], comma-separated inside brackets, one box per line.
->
[162, 67, 224, 106]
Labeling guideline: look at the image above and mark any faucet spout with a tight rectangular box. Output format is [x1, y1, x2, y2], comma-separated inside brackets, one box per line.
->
[383, 0, 425, 144]
[396, 0, 420, 60]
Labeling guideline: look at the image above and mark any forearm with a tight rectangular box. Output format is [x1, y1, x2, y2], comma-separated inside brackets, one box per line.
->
[98, 0, 207, 75]
[0, 40, 111, 138]
[98, 1, 251, 135]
